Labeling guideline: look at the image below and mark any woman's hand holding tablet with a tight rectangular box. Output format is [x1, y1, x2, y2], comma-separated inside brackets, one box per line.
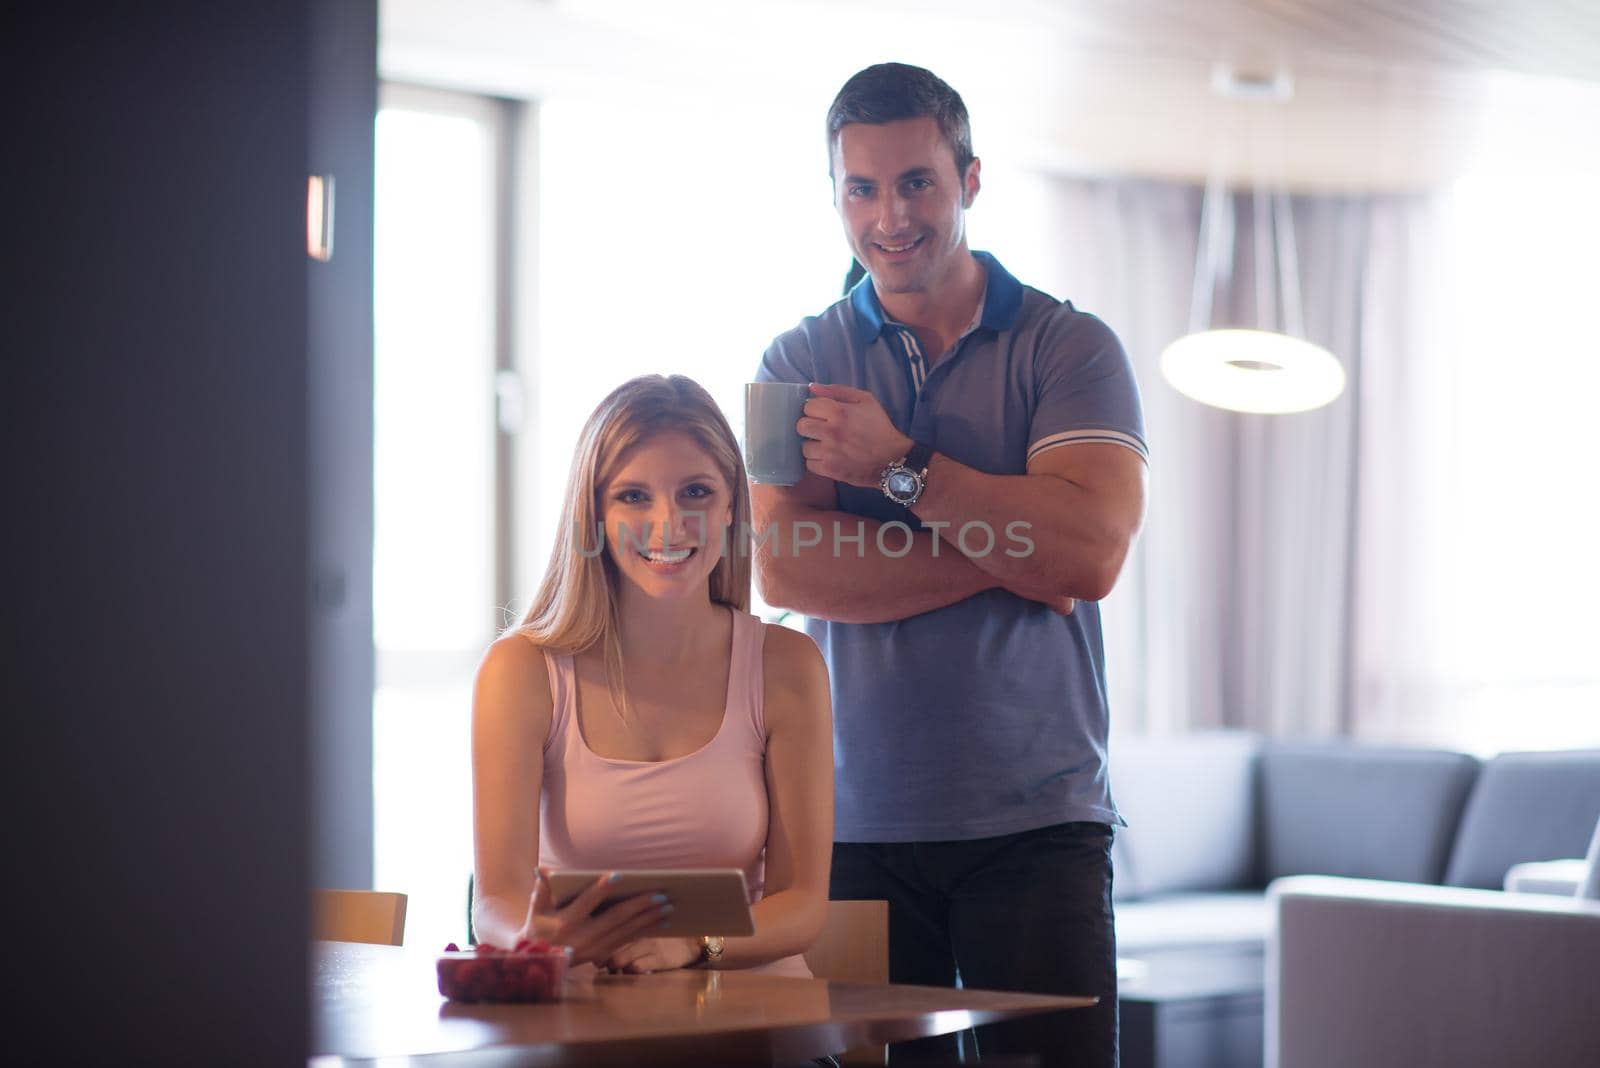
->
[547, 869, 757, 975]
[547, 869, 756, 937]
[517, 868, 672, 965]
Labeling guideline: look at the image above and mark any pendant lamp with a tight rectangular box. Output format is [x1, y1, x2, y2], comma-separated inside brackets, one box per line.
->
[1160, 177, 1345, 414]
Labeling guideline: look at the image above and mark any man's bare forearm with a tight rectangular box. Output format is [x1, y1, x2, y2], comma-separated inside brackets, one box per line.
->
[755, 507, 996, 624]
[911, 452, 1140, 601]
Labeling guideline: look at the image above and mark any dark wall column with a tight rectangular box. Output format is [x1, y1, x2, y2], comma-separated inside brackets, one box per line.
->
[1, 2, 373, 1061]
[308, 0, 378, 895]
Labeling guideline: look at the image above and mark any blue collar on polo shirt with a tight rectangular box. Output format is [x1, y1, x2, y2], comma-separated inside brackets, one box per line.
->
[848, 250, 1025, 346]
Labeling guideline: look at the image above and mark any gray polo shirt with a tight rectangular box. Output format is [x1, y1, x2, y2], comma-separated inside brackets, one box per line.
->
[757, 252, 1148, 843]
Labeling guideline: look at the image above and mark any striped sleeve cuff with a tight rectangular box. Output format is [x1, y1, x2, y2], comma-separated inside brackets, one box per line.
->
[1027, 428, 1149, 464]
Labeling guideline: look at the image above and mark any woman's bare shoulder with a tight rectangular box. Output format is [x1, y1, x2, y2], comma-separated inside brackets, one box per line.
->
[475, 630, 554, 726]
[480, 628, 550, 676]
[760, 621, 828, 704]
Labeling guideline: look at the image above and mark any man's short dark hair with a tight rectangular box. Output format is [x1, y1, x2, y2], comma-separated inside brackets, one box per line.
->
[826, 62, 974, 180]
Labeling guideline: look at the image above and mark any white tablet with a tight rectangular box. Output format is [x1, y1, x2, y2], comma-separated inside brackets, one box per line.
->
[547, 868, 756, 937]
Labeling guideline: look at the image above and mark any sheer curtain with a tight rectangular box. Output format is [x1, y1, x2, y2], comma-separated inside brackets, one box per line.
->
[980, 176, 1225, 735]
[1024, 178, 1370, 738]
[1227, 195, 1369, 738]
[1028, 171, 1600, 751]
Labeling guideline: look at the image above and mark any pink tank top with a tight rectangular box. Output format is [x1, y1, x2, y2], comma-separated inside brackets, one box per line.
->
[534, 609, 810, 977]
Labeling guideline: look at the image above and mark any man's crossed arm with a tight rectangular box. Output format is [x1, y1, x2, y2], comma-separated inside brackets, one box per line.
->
[751, 383, 1146, 624]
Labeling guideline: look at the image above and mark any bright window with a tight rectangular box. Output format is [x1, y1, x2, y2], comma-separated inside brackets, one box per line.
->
[527, 94, 843, 617]
[373, 86, 845, 947]
[373, 88, 500, 945]
[1423, 171, 1600, 752]
[1357, 169, 1600, 754]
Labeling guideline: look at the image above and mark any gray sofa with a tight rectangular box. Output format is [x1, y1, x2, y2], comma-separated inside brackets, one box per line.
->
[1107, 731, 1600, 1067]
[1268, 874, 1600, 1068]
[1109, 731, 1600, 955]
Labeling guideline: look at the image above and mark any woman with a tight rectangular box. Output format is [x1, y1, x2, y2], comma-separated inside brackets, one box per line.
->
[471, 374, 833, 975]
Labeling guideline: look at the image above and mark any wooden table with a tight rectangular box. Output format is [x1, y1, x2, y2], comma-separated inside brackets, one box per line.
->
[312, 941, 1096, 1066]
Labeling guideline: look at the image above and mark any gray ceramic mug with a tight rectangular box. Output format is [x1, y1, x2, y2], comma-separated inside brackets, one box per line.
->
[744, 381, 811, 485]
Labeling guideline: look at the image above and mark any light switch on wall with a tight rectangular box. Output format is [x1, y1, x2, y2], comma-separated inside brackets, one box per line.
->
[308, 174, 335, 261]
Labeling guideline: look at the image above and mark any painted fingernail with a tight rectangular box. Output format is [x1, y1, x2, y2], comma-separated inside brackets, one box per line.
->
[650, 893, 669, 905]
[659, 903, 675, 914]
[607, 872, 623, 884]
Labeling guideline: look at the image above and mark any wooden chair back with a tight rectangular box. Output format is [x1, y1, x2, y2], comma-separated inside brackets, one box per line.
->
[804, 900, 890, 1066]
[313, 889, 409, 946]
[804, 898, 889, 981]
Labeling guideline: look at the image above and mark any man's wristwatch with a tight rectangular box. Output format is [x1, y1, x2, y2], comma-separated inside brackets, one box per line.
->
[697, 935, 725, 967]
[880, 442, 935, 507]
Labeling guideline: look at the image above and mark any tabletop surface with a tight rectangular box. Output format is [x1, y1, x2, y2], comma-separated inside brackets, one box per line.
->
[312, 941, 1096, 1066]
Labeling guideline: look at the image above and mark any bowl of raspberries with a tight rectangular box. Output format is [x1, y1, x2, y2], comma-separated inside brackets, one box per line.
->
[437, 939, 573, 1002]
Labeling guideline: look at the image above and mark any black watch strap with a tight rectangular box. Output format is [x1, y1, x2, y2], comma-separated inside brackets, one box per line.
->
[904, 441, 934, 473]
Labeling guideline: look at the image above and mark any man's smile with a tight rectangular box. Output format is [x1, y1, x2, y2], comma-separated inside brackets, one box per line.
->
[873, 235, 925, 258]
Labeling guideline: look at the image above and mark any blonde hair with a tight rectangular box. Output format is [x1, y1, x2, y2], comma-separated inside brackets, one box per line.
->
[516, 374, 752, 717]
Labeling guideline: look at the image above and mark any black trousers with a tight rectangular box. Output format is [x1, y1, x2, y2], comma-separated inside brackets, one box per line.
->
[830, 822, 1118, 1068]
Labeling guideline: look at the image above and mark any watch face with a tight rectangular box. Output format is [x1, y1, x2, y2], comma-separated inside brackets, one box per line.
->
[887, 470, 917, 498]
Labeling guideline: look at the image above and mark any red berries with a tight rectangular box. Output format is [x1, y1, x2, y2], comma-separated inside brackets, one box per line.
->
[437, 940, 571, 1002]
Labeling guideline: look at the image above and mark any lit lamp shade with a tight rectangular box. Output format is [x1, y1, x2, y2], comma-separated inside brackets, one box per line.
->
[1160, 328, 1345, 414]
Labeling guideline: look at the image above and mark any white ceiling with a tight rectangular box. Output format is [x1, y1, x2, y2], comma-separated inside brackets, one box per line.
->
[381, 0, 1600, 192]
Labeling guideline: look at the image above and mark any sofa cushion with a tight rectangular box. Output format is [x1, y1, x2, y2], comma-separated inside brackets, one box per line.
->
[1110, 832, 1136, 903]
[1113, 891, 1271, 954]
[1110, 730, 1261, 899]
[1503, 859, 1587, 896]
[1581, 815, 1600, 900]
[1260, 742, 1479, 885]
[1443, 749, 1600, 889]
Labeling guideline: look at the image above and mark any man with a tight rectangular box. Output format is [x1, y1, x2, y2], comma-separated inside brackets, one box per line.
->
[751, 63, 1147, 1066]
